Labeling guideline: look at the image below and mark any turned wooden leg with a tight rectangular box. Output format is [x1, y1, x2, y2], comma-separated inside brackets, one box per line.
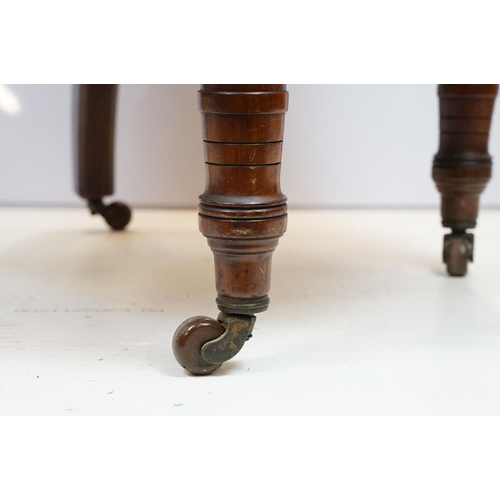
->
[74, 84, 131, 230]
[173, 84, 288, 375]
[432, 84, 498, 276]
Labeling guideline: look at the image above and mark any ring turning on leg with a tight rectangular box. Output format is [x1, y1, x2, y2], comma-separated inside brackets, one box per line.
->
[173, 85, 288, 375]
[432, 84, 498, 276]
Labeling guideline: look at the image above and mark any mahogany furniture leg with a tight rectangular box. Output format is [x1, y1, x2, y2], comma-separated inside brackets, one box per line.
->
[75, 84, 131, 230]
[432, 84, 498, 276]
[172, 85, 288, 375]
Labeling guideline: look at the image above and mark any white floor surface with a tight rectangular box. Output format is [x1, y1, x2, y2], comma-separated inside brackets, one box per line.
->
[1, 207, 500, 415]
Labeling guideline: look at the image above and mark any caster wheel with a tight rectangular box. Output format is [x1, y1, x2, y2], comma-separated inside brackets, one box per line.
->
[88, 200, 132, 231]
[102, 202, 132, 231]
[444, 236, 471, 277]
[173, 312, 256, 375]
[172, 316, 225, 375]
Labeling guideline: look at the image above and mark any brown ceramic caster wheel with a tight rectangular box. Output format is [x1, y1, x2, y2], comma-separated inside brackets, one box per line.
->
[89, 200, 132, 231]
[102, 202, 132, 230]
[172, 316, 225, 375]
[444, 236, 471, 277]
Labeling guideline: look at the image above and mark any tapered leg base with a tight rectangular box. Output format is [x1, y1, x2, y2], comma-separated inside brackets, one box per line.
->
[173, 84, 288, 375]
[432, 84, 498, 276]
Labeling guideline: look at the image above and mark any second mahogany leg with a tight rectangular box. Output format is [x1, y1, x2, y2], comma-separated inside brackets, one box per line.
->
[432, 84, 498, 276]
[75, 84, 131, 230]
[172, 84, 288, 375]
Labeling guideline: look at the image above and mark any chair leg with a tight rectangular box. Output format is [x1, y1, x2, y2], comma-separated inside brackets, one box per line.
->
[172, 84, 288, 375]
[432, 84, 498, 276]
[74, 84, 131, 230]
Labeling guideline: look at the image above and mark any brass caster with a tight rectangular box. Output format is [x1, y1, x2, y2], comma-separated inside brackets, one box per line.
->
[172, 312, 256, 376]
[88, 199, 132, 231]
[443, 232, 473, 277]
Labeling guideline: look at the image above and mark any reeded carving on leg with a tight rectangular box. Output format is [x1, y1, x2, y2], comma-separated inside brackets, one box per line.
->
[173, 84, 288, 375]
[432, 84, 498, 276]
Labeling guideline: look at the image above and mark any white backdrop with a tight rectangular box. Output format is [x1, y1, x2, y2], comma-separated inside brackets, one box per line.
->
[1, 84, 500, 208]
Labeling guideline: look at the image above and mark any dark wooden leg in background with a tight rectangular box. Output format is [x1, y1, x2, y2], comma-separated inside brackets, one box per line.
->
[75, 84, 131, 230]
[173, 84, 288, 375]
[432, 84, 498, 276]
